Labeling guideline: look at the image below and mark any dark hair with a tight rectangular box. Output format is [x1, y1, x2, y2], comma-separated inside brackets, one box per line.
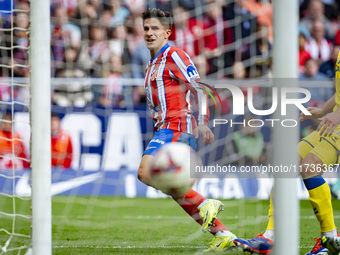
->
[51, 112, 61, 119]
[142, 8, 172, 30]
[304, 57, 315, 65]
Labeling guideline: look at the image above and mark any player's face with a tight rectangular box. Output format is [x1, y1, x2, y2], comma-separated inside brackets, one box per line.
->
[143, 18, 171, 56]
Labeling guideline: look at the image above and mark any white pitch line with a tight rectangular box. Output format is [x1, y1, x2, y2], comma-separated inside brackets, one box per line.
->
[301, 215, 340, 219]
[122, 215, 248, 220]
[53, 245, 207, 249]
[298, 245, 314, 249]
[53, 244, 315, 249]
[49, 214, 340, 222]
[53, 244, 315, 250]
[122, 215, 340, 220]
[123, 215, 190, 220]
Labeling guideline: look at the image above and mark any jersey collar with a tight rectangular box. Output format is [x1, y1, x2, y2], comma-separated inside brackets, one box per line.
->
[150, 43, 170, 63]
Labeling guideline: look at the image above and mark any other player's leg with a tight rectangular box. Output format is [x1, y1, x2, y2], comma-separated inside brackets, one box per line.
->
[233, 131, 322, 254]
[233, 191, 274, 254]
[301, 151, 338, 255]
[297, 130, 339, 255]
[321, 236, 340, 255]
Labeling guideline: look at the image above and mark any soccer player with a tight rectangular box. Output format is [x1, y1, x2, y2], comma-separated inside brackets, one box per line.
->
[137, 8, 236, 252]
[234, 53, 340, 254]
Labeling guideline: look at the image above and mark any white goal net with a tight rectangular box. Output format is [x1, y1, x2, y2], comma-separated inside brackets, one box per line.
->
[0, 1, 31, 254]
[0, 0, 338, 254]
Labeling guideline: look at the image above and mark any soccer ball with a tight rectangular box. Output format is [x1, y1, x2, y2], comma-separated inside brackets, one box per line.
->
[149, 142, 199, 196]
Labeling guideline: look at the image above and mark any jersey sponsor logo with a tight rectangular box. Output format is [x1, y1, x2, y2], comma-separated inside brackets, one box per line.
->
[187, 65, 199, 79]
[150, 138, 165, 144]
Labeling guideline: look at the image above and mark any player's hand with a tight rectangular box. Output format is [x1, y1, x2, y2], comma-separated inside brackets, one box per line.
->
[300, 107, 324, 122]
[317, 111, 340, 136]
[194, 125, 215, 145]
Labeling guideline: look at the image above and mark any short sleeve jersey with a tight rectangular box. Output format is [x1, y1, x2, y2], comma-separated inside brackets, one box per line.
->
[144, 43, 209, 134]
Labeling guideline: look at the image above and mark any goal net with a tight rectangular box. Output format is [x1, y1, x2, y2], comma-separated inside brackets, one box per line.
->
[0, 1, 31, 254]
[0, 0, 338, 253]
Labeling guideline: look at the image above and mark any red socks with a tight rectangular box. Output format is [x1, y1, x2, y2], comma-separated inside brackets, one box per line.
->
[173, 189, 228, 235]
[182, 189, 206, 207]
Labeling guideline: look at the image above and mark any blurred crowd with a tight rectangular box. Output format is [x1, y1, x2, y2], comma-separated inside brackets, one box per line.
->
[0, 0, 340, 108]
[1, 0, 340, 173]
[0, 110, 73, 170]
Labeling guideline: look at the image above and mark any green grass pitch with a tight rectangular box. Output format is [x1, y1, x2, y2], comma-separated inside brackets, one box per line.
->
[1, 196, 340, 254]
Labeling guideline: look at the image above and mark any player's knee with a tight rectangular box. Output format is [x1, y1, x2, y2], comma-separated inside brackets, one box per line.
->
[137, 166, 145, 183]
[300, 153, 323, 179]
[137, 165, 152, 186]
[137, 155, 153, 185]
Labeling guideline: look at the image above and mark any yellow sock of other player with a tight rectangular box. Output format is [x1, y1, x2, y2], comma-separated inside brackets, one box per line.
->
[266, 193, 274, 231]
[303, 175, 336, 233]
[263, 192, 274, 240]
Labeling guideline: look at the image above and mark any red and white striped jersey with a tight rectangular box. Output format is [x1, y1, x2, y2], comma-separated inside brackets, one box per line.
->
[144, 43, 209, 134]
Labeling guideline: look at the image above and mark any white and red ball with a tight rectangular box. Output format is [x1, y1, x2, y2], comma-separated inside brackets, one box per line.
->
[149, 142, 199, 195]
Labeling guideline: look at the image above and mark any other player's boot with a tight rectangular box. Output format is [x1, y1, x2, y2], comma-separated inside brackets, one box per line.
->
[233, 233, 273, 254]
[321, 236, 340, 255]
[305, 238, 328, 255]
[199, 199, 224, 233]
[203, 232, 237, 252]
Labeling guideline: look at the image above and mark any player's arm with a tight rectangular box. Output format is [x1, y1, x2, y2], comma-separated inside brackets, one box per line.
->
[317, 95, 340, 136]
[321, 94, 337, 114]
[193, 82, 215, 144]
[190, 78, 214, 144]
[300, 94, 340, 136]
[169, 50, 214, 144]
[300, 94, 335, 122]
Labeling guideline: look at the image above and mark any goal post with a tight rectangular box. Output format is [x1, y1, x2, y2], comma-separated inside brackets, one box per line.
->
[272, 0, 299, 254]
[0, 0, 310, 253]
[30, 0, 52, 253]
